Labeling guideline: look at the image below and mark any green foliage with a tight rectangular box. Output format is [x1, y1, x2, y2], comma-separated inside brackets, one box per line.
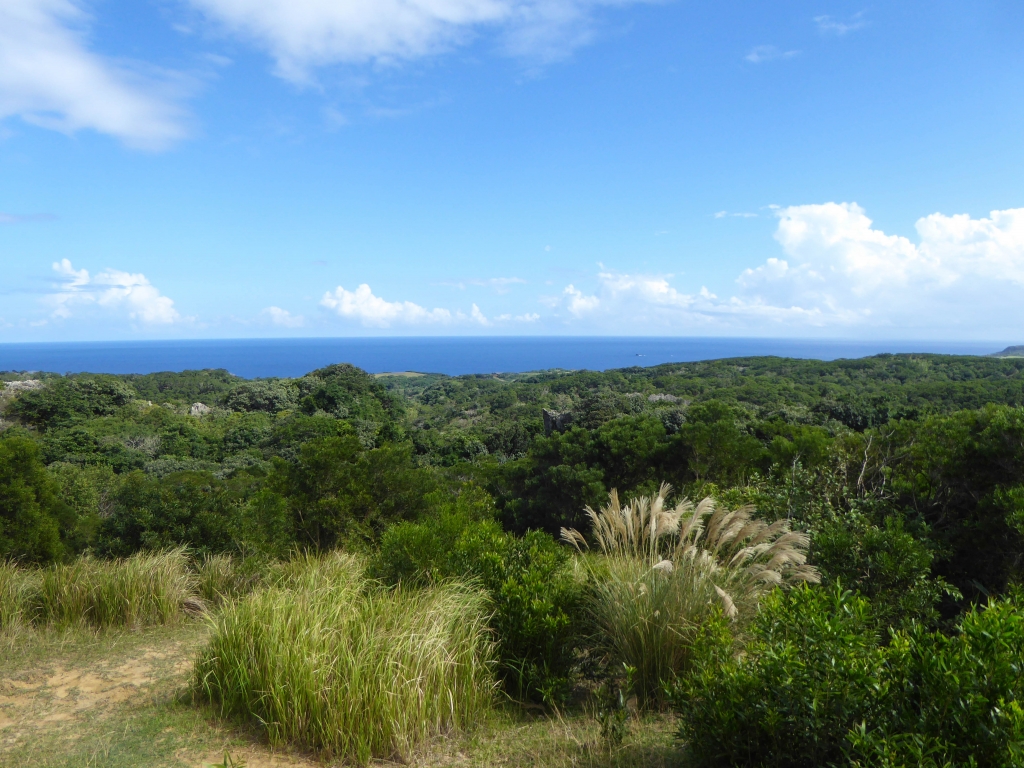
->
[675, 585, 1024, 768]
[8, 375, 137, 429]
[0, 435, 71, 562]
[269, 435, 436, 549]
[674, 401, 766, 485]
[194, 553, 493, 764]
[676, 585, 883, 767]
[814, 513, 955, 630]
[373, 492, 585, 704]
[224, 379, 296, 412]
[122, 369, 241, 405]
[97, 470, 256, 557]
[883, 405, 1024, 600]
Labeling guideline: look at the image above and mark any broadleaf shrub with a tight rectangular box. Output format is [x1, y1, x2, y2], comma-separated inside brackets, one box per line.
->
[372, 488, 585, 704]
[674, 585, 1024, 768]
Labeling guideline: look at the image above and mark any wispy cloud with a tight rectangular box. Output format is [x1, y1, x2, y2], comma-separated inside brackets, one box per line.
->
[186, 0, 660, 84]
[745, 45, 799, 64]
[815, 12, 867, 36]
[0, 0, 190, 149]
[714, 211, 758, 219]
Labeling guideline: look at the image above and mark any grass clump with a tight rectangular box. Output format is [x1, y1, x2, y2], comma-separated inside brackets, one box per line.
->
[195, 553, 264, 606]
[193, 551, 495, 764]
[563, 484, 818, 704]
[0, 560, 41, 631]
[0, 548, 199, 631]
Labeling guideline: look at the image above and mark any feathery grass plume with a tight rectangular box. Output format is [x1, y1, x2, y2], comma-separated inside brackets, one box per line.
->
[194, 551, 495, 765]
[38, 548, 198, 629]
[562, 483, 818, 704]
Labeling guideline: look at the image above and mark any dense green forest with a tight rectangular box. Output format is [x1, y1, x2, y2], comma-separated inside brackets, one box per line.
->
[5, 353, 1024, 763]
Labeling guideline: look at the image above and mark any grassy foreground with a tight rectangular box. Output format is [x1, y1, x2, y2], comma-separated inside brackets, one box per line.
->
[0, 623, 680, 768]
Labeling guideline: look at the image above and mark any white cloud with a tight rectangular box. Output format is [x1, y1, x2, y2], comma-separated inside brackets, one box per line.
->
[48, 259, 183, 323]
[563, 284, 600, 316]
[471, 303, 491, 325]
[186, 0, 656, 82]
[745, 45, 799, 64]
[733, 203, 1024, 331]
[815, 12, 867, 36]
[263, 306, 305, 327]
[321, 283, 453, 327]
[0, 0, 188, 148]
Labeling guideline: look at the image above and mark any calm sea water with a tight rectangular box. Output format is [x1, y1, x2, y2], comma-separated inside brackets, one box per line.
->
[0, 337, 1008, 379]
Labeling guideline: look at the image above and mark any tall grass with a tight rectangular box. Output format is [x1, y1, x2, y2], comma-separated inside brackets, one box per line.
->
[0, 549, 198, 631]
[194, 552, 495, 764]
[195, 553, 264, 606]
[563, 484, 819, 703]
[0, 561, 40, 631]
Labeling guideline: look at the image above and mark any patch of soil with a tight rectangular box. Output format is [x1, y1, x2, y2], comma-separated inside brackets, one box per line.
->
[0, 640, 190, 747]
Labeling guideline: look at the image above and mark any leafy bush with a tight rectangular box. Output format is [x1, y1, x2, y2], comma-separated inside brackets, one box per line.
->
[563, 485, 818, 704]
[194, 552, 493, 764]
[373, 488, 585, 704]
[675, 585, 1024, 768]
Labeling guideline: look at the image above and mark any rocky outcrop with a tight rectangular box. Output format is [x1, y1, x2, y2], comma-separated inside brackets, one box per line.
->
[542, 408, 574, 435]
[190, 402, 212, 417]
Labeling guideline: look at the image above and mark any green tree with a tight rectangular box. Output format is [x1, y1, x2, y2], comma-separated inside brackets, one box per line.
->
[0, 436, 70, 562]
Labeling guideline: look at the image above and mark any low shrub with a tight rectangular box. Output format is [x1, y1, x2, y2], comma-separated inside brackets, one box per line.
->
[194, 552, 494, 764]
[372, 489, 585, 704]
[674, 585, 1024, 768]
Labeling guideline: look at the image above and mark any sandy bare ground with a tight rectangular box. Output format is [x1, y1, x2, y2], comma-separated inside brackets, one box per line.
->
[0, 627, 323, 768]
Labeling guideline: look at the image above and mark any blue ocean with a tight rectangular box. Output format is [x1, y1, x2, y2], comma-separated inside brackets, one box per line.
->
[0, 337, 1008, 379]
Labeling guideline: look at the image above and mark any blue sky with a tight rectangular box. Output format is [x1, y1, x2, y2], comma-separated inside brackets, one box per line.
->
[2, 0, 1023, 341]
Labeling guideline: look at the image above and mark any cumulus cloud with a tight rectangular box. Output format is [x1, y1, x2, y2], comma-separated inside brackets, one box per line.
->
[745, 45, 798, 64]
[186, 0, 656, 82]
[0, 0, 189, 148]
[321, 283, 453, 327]
[49, 259, 183, 323]
[263, 306, 305, 327]
[563, 284, 600, 316]
[537, 204, 1024, 336]
[734, 203, 1024, 331]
